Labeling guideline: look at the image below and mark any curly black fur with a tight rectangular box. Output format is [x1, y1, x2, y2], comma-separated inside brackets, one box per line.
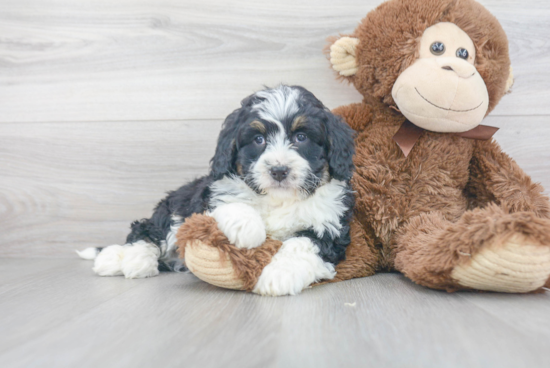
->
[295, 185, 355, 264]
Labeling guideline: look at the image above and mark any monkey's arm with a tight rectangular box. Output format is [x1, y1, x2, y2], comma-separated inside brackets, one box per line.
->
[332, 103, 373, 132]
[464, 139, 550, 218]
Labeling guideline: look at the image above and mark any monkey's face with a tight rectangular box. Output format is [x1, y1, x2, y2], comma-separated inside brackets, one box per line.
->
[329, 14, 513, 133]
[391, 22, 489, 133]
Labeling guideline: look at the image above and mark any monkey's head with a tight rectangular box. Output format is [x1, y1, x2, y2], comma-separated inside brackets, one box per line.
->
[329, 0, 513, 133]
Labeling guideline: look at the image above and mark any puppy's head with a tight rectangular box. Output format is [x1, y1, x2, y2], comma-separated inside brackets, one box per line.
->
[210, 85, 355, 198]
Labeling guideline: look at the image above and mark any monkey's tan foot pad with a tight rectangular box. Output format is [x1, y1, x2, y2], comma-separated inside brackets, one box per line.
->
[451, 236, 550, 293]
[176, 213, 283, 291]
[185, 240, 243, 290]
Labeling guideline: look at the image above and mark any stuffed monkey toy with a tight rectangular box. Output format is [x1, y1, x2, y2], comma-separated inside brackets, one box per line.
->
[178, 0, 550, 295]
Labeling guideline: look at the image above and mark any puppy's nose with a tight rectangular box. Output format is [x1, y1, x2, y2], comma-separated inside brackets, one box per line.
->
[270, 166, 289, 182]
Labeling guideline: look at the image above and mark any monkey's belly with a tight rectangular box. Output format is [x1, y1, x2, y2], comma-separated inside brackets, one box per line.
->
[359, 184, 468, 231]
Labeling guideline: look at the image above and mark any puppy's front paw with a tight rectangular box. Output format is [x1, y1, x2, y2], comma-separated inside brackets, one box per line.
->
[253, 237, 336, 296]
[210, 203, 266, 249]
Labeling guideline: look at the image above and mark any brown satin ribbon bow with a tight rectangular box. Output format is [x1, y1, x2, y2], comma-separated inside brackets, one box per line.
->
[392, 120, 499, 157]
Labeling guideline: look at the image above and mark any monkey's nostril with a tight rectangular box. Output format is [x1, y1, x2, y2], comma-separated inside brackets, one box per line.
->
[269, 166, 289, 182]
[442, 66, 453, 71]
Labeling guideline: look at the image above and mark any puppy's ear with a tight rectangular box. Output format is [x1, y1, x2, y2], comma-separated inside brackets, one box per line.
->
[325, 112, 355, 181]
[210, 109, 241, 180]
[210, 91, 261, 180]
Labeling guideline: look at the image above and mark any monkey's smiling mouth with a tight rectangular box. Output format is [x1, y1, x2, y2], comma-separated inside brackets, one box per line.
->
[415, 87, 483, 112]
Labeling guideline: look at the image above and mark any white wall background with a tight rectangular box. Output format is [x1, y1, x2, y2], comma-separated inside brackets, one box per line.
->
[1, 0, 549, 257]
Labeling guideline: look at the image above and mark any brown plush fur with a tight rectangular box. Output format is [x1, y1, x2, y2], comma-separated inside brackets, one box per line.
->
[327, 97, 550, 289]
[324, 0, 550, 290]
[330, 218, 379, 282]
[393, 204, 550, 291]
[177, 214, 282, 291]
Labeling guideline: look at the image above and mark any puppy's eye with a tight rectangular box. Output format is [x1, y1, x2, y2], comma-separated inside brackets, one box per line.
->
[430, 42, 445, 55]
[294, 133, 307, 143]
[254, 135, 266, 145]
[456, 48, 469, 60]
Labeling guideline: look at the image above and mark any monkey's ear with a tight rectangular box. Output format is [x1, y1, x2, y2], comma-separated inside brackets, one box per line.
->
[504, 66, 514, 93]
[329, 37, 360, 77]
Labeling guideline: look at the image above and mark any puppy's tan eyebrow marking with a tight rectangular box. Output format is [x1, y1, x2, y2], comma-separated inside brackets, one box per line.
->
[291, 115, 307, 131]
[250, 120, 266, 133]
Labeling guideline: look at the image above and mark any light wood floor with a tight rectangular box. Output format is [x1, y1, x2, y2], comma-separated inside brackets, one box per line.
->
[0, 258, 549, 368]
[1, 0, 550, 367]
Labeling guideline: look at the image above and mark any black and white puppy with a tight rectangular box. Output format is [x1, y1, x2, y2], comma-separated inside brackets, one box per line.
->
[77, 85, 355, 296]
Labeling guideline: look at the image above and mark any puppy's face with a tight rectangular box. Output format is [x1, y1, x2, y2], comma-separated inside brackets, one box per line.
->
[210, 86, 355, 198]
[236, 113, 328, 197]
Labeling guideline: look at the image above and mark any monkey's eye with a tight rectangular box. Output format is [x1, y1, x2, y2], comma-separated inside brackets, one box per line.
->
[430, 42, 445, 55]
[254, 135, 266, 145]
[456, 48, 469, 60]
[294, 133, 307, 143]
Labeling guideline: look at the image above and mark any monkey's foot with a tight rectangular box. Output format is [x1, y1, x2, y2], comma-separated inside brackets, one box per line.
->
[185, 240, 244, 290]
[177, 213, 282, 292]
[451, 235, 550, 293]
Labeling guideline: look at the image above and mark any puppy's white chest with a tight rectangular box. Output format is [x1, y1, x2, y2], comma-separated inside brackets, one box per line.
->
[260, 200, 313, 240]
[258, 185, 346, 240]
[209, 177, 348, 241]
